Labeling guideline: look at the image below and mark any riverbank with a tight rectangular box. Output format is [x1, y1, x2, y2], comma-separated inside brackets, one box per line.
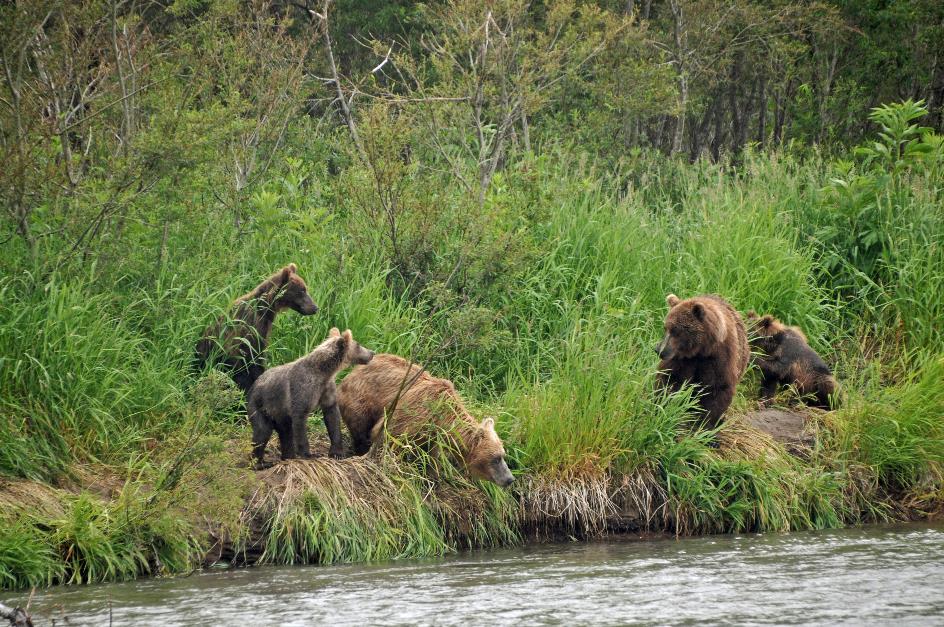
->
[2, 392, 942, 596]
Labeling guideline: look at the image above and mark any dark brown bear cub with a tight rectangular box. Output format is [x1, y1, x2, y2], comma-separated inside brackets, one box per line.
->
[745, 312, 838, 409]
[656, 294, 750, 429]
[195, 263, 318, 393]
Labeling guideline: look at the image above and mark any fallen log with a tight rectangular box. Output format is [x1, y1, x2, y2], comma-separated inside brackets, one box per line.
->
[0, 602, 32, 627]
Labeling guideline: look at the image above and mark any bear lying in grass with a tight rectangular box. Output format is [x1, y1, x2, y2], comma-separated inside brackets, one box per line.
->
[248, 328, 374, 467]
[195, 263, 319, 393]
[746, 311, 839, 409]
[656, 293, 750, 429]
[338, 353, 515, 487]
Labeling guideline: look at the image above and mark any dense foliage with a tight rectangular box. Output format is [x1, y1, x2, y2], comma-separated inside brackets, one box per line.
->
[1, 0, 942, 591]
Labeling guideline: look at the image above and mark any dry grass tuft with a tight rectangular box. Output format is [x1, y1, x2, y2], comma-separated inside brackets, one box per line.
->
[516, 470, 617, 537]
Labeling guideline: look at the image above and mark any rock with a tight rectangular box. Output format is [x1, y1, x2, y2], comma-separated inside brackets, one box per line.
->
[743, 408, 814, 454]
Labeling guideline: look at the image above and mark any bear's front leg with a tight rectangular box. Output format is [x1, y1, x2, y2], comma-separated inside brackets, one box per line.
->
[701, 383, 734, 431]
[321, 403, 345, 459]
[319, 381, 344, 459]
[758, 371, 779, 407]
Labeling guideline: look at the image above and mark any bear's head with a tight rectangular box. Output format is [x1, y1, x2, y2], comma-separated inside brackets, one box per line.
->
[274, 263, 319, 315]
[656, 293, 729, 360]
[745, 311, 803, 356]
[328, 327, 375, 367]
[465, 417, 514, 487]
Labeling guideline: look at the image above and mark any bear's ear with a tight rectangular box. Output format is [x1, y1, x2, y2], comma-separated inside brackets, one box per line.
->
[279, 267, 293, 284]
[481, 417, 495, 431]
[760, 315, 774, 328]
[342, 329, 353, 343]
[666, 294, 680, 308]
[746, 310, 758, 320]
[692, 302, 704, 320]
[328, 327, 341, 338]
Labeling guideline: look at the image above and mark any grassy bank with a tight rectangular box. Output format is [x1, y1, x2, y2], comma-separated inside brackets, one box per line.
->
[2, 107, 944, 591]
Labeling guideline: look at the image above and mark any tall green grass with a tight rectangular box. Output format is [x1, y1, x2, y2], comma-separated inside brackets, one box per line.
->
[1, 131, 942, 589]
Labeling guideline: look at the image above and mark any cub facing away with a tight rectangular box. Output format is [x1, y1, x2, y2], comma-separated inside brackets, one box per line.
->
[745, 311, 838, 409]
[247, 328, 374, 467]
[338, 353, 514, 487]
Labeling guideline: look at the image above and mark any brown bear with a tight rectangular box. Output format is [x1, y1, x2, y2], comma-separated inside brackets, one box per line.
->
[247, 328, 374, 467]
[655, 293, 750, 429]
[745, 311, 839, 409]
[195, 263, 318, 393]
[337, 354, 515, 487]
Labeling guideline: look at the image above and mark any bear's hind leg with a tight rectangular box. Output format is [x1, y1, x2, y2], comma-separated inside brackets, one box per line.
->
[290, 411, 312, 458]
[250, 409, 274, 469]
[275, 420, 296, 460]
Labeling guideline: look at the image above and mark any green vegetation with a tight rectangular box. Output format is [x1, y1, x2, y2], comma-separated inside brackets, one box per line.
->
[1, 0, 943, 592]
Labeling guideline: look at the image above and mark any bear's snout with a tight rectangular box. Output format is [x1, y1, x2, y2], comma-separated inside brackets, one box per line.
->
[655, 335, 673, 360]
[493, 459, 515, 488]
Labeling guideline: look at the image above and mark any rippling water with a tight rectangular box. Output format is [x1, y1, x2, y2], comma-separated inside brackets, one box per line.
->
[13, 523, 944, 626]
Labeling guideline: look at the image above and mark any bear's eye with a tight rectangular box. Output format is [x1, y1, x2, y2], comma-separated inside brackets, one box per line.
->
[491, 455, 503, 466]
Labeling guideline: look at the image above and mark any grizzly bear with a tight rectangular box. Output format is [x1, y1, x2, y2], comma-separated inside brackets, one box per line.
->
[337, 354, 515, 487]
[745, 311, 839, 409]
[195, 263, 318, 393]
[247, 328, 374, 467]
[655, 293, 750, 429]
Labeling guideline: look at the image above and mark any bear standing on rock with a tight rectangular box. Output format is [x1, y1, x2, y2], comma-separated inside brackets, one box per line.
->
[745, 312, 838, 409]
[338, 354, 515, 487]
[195, 264, 319, 393]
[656, 293, 750, 429]
[247, 328, 374, 467]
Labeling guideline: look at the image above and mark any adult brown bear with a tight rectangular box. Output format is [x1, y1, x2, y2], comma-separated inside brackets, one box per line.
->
[195, 264, 318, 392]
[338, 354, 515, 487]
[655, 293, 750, 429]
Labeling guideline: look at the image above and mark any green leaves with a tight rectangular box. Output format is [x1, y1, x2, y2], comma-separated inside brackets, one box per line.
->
[855, 100, 937, 174]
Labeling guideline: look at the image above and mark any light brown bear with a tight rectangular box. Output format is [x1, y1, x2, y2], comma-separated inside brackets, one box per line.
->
[655, 293, 750, 429]
[745, 311, 839, 409]
[247, 328, 374, 467]
[195, 263, 319, 393]
[337, 354, 514, 487]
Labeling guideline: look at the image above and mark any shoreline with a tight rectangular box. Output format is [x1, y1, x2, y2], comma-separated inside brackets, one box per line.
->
[3, 404, 940, 596]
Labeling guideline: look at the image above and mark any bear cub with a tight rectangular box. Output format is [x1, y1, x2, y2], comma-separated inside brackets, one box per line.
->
[746, 312, 838, 409]
[247, 328, 374, 468]
[656, 293, 750, 429]
[195, 263, 319, 393]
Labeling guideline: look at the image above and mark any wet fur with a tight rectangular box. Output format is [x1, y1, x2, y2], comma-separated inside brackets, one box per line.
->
[247, 329, 374, 467]
[746, 312, 838, 409]
[656, 294, 750, 429]
[195, 264, 319, 392]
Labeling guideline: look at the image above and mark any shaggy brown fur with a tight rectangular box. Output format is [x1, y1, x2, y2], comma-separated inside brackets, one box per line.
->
[248, 328, 374, 467]
[655, 293, 750, 429]
[195, 264, 318, 392]
[338, 354, 514, 487]
[746, 311, 838, 409]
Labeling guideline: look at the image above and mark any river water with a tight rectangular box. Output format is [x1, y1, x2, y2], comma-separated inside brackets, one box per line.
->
[12, 523, 944, 626]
